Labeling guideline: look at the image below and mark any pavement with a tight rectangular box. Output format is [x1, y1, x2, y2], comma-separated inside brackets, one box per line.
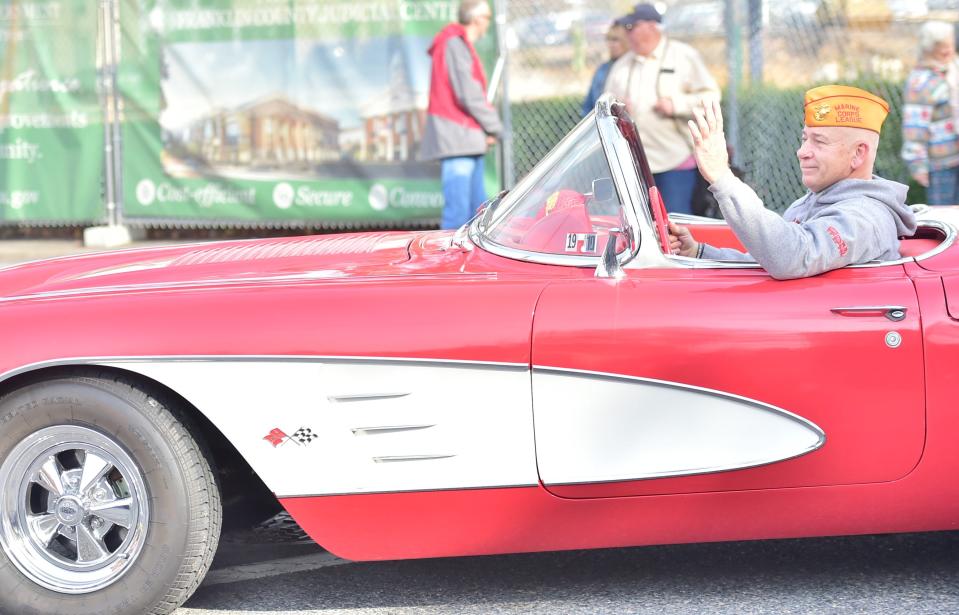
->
[181, 529, 959, 615]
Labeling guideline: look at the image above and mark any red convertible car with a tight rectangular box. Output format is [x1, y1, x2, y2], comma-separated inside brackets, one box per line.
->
[1, 97, 958, 615]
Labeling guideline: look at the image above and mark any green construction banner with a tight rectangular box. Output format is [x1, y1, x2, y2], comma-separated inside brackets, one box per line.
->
[0, 1, 103, 223]
[118, 0, 501, 225]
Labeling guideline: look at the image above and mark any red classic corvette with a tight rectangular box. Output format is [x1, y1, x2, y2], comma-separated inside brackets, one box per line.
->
[1, 97, 957, 615]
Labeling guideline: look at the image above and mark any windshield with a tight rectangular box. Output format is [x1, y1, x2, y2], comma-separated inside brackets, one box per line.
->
[477, 118, 629, 257]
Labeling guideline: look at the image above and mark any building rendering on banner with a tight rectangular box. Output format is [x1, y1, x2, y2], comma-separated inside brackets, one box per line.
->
[357, 50, 427, 163]
[176, 96, 341, 170]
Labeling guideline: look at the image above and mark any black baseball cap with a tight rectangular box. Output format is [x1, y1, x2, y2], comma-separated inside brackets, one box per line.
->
[615, 3, 663, 27]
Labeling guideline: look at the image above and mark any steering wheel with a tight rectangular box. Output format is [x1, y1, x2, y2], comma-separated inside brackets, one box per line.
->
[525, 189, 593, 253]
[649, 185, 671, 254]
[535, 189, 587, 220]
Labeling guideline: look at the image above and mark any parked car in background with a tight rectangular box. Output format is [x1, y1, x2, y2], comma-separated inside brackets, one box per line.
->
[663, 1, 724, 36]
[505, 9, 613, 50]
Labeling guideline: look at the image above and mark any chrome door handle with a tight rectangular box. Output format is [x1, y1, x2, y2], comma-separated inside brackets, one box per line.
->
[830, 306, 907, 322]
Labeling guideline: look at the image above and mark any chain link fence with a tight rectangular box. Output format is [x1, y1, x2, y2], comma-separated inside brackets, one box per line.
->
[501, 0, 959, 212]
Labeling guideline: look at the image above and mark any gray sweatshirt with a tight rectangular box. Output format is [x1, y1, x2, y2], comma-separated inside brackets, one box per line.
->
[419, 37, 503, 161]
[700, 174, 917, 280]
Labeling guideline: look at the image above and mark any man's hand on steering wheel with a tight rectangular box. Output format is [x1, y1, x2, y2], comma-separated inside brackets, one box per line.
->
[668, 222, 700, 258]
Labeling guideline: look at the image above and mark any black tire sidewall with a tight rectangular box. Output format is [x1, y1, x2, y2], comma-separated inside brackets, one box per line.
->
[0, 377, 201, 615]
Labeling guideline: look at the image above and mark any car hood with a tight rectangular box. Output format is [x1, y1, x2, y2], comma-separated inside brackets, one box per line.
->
[0, 231, 421, 300]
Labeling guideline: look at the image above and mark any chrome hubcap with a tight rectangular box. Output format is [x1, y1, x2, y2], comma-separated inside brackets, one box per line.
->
[54, 495, 85, 526]
[0, 425, 149, 593]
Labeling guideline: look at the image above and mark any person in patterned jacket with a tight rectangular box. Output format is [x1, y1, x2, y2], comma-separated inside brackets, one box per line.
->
[902, 21, 959, 205]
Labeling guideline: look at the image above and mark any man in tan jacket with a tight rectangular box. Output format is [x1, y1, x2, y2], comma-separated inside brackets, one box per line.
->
[604, 3, 719, 214]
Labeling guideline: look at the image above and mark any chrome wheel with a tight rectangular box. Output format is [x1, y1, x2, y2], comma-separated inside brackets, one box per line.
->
[0, 425, 149, 594]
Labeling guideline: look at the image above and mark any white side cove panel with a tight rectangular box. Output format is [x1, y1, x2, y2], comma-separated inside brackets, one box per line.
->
[532, 368, 825, 485]
[97, 359, 538, 497]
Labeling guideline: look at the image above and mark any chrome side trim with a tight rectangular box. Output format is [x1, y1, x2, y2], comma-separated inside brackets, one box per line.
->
[281, 483, 539, 498]
[0, 355, 529, 386]
[351, 425, 435, 436]
[372, 455, 456, 463]
[329, 392, 411, 403]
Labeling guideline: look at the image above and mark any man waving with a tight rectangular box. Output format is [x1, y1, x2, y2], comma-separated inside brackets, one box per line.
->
[669, 86, 917, 279]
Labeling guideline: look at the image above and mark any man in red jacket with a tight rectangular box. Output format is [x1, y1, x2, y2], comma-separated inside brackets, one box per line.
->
[421, 0, 503, 229]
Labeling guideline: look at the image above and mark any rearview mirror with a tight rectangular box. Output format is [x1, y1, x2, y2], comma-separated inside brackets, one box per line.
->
[591, 178, 615, 202]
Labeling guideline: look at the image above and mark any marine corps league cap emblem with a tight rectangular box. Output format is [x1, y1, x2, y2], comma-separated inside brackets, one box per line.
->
[803, 85, 888, 133]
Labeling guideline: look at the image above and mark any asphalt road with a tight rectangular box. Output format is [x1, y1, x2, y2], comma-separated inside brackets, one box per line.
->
[177, 519, 959, 615]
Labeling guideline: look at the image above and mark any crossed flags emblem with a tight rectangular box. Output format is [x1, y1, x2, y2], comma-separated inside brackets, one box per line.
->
[263, 427, 316, 447]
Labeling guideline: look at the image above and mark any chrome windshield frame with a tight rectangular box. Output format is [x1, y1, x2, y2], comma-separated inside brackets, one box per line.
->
[469, 95, 645, 268]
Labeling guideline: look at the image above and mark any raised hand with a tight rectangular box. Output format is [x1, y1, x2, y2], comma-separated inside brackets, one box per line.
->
[687, 98, 732, 185]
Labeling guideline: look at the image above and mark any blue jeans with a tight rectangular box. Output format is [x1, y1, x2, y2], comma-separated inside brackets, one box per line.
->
[441, 155, 487, 229]
[928, 167, 959, 205]
[653, 168, 698, 215]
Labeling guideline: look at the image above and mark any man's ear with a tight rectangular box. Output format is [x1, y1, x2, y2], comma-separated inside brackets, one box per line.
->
[850, 141, 870, 172]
